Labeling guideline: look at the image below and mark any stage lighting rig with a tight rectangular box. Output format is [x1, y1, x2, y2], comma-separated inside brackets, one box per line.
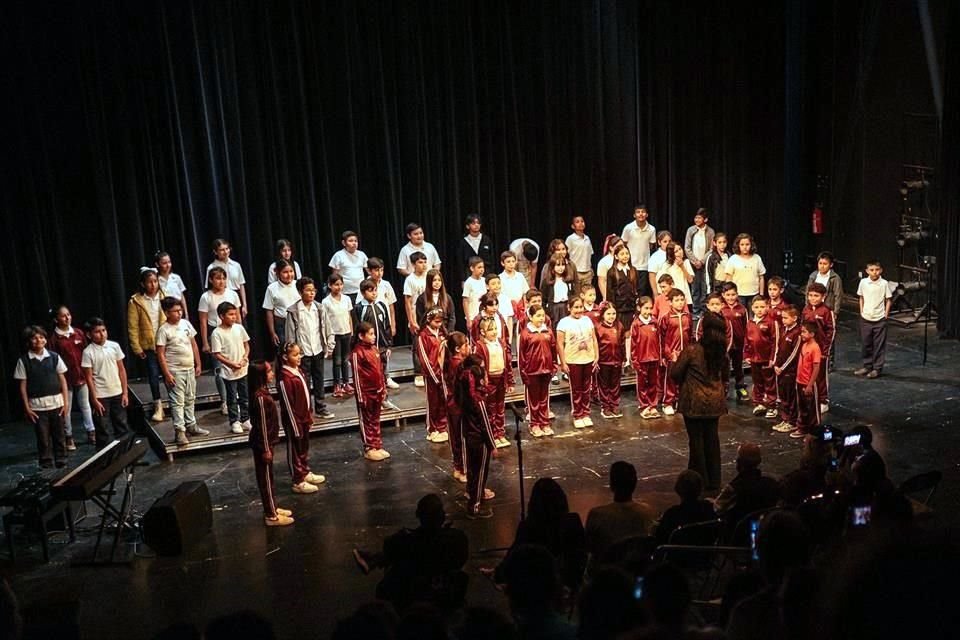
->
[899, 179, 929, 196]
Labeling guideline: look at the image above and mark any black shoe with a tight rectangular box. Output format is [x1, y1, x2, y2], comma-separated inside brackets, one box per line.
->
[467, 506, 494, 520]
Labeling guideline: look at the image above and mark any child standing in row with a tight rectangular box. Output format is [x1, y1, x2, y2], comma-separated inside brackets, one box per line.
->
[156, 297, 207, 446]
[541, 256, 575, 328]
[474, 317, 513, 448]
[557, 298, 598, 429]
[659, 290, 692, 415]
[566, 216, 595, 292]
[366, 258, 400, 389]
[198, 267, 241, 415]
[499, 251, 529, 350]
[127, 268, 166, 422]
[49, 305, 94, 448]
[322, 274, 354, 397]
[802, 283, 835, 412]
[328, 231, 369, 303]
[266, 239, 303, 284]
[262, 259, 300, 353]
[81, 318, 130, 450]
[807, 251, 844, 371]
[772, 305, 802, 433]
[286, 277, 335, 420]
[470, 293, 509, 346]
[14, 326, 69, 468]
[793, 322, 822, 438]
[352, 322, 389, 461]
[595, 303, 624, 419]
[724, 233, 766, 308]
[518, 304, 557, 438]
[278, 342, 327, 494]
[458, 354, 497, 519]
[248, 361, 294, 527]
[403, 252, 429, 387]
[744, 296, 779, 419]
[210, 302, 251, 434]
[705, 232, 729, 293]
[631, 297, 662, 419]
[653, 275, 675, 319]
[419, 308, 450, 443]
[354, 278, 394, 409]
[443, 332, 472, 480]
[854, 260, 891, 379]
[462, 257, 487, 324]
[206, 238, 248, 318]
[721, 283, 749, 401]
[416, 270, 456, 334]
[154, 251, 189, 319]
[766, 276, 787, 324]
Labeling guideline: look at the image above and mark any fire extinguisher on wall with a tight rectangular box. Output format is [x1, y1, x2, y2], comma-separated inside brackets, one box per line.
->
[812, 206, 824, 235]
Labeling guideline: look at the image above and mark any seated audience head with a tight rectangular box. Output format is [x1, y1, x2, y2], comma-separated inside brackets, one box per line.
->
[528, 478, 569, 522]
[396, 603, 448, 640]
[577, 566, 645, 640]
[642, 562, 691, 628]
[609, 461, 638, 502]
[757, 510, 810, 584]
[500, 544, 563, 614]
[735, 443, 763, 474]
[674, 470, 704, 504]
[331, 601, 399, 640]
[415, 494, 445, 531]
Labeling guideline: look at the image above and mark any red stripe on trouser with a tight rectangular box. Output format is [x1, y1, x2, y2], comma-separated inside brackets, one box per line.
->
[524, 373, 551, 428]
[567, 363, 593, 418]
[777, 374, 797, 424]
[465, 438, 491, 512]
[253, 452, 277, 518]
[816, 360, 829, 402]
[750, 364, 776, 405]
[425, 376, 448, 434]
[447, 406, 465, 473]
[597, 364, 622, 412]
[635, 362, 660, 409]
[285, 421, 311, 484]
[662, 365, 679, 406]
[795, 383, 820, 433]
[484, 376, 506, 440]
[356, 395, 384, 450]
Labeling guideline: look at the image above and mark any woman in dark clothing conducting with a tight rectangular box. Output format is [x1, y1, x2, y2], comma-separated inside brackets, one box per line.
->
[669, 313, 729, 491]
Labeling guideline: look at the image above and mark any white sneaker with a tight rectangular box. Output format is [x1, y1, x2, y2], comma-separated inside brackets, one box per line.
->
[151, 401, 164, 423]
[495, 437, 512, 448]
[582, 416, 594, 427]
[414, 375, 425, 388]
[382, 399, 400, 411]
[427, 431, 449, 443]
[765, 408, 779, 419]
[386, 377, 400, 390]
[230, 421, 244, 434]
[241, 419, 252, 431]
[292, 481, 319, 494]
[820, 403, 830, 414]
[364, 449, 386, 461]
[548, 410, 556, 419]
[542, 426, 555, 436]
[662, 405, 676, 416]
[531, 426, 544, 437]
[453, 470, 468, 483]
[573, 418, 586, 429]
[752, 404, 767, 416]
[304, 472, 326, 485]
[220, 402, 229, 416]
[773, 421, 795, 433]
[378, 448, 391, 459]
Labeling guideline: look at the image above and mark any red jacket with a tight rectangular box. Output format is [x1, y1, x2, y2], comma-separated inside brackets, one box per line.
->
[513, 300, 552, 330]
[443, 350, 466, 406]
[721, 302, 748, 346]
[473, 339, 515, 387]
[48, 327, 88, 387]
[595, 321, 624, 366]
[653, 293, 673, 320]
[802, 303, 835, 356]
[417, 326, 446, 384]
[455, 366, 496, 448]
[630, 316, 661, 366]
[774, 323, 803, 374]
[768, 299, 787, 325]
[695, 313, 734, 351]
[659, 310, 692, 358]
[518, 323, 557, 380]
[584, 306, 603, 326]
[278, 366, 313, 437]
[744, 314, 780, 365]
[470, 311, 510, 346]
[351, 342, 385, 399]
[249, 390, 280, 452]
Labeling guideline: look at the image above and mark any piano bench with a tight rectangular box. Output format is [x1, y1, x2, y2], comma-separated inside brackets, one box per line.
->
[3, 500, 75, 564]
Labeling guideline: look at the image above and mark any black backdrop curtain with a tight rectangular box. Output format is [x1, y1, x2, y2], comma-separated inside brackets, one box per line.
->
[0, 0, 788, 422]
[938, 0, 960, 338]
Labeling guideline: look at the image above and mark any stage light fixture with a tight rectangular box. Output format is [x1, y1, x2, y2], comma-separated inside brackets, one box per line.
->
[900, 179, 929, 196]
[895, 280, 926, 297]
[896, 229, 930, 247]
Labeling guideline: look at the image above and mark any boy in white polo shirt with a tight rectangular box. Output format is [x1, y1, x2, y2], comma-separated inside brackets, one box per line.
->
[396, 222, 442, 276]
[565, 215, 595, 292]
[854, 260, 892, 379]
[81, 317, 130, 450]
[329, 230, 370, 303]
[211, 302, 251, 434]
[156, 297, 207, 446]
[620, 204, 657, 298]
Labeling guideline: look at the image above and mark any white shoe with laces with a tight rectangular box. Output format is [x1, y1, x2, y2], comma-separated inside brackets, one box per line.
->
[662, 405, 676, 416]
[386, 377, 400, 390]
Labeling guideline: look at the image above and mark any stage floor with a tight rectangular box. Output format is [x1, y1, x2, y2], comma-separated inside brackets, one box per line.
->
[1, 315, 959, 638]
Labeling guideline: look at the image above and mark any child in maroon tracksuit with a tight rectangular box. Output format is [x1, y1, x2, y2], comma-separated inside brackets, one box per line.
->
[697, 293, 733, 349]
[772, 306, 802, 433]
[418, 308, 449, 443]
[517, 304, 557, 437]
[474, 316, 515, 448]
[658, 290, 692, 414]
[278, 343, 326, 493]
[351, 322, 389, 461]
[457, 354, 497, 519]
[744, 296, 780, 418]
[794, 322, 822, 438]
[443, 332, 471, 482]
[248, 362, 293, 526]
[513, 289, 549, 330]
[802, 283, 835, 410]
[595, 303, 625, 419]
[630, 297, 662, 419]
[721, 283, 748, 400]
[470, 293, 509, 346]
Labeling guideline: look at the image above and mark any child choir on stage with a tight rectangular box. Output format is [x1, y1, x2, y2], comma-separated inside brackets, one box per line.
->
[17, 208, 885, 523]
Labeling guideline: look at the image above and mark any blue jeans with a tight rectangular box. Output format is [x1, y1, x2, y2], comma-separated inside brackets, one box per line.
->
[64, 383, 95, 435]
[691, 267, 708, 315]
[143, 349, 162, 401]
[332, 334, 352, 385]
[223, 377, 249, 424]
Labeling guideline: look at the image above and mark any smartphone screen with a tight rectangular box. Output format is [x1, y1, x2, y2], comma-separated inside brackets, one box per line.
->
[749, 519, 760, 561]
[843, 434, 861, 447]
[633, 576, 644, 600]
[852, 505, 872, 527]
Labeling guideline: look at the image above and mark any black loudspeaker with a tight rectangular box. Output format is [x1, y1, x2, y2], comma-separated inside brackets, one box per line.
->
[143, 481, 212, 556]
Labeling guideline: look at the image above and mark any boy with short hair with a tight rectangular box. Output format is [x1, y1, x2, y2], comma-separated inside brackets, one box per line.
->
[81, 317, 130, 449]
[653, 274, 675, 320]
[581, 285, 601, 324]
[354, 278, 398, 410]
[286, 277, 334, 419]
[766, 276, 787, 325]
[462, 256, 487, 324]
[854, 260, 892, 379]
[565, 215, 595, 292]
[397, 222, 441, 277]
[15, 325, 69, 467]
[658, 290, 692, 415]
[696, 292, 733, 350]
[210, 302, 251, 434]
[721, 282, 749, 401]
[684, 208, 715, 315]
[156, 297, 207, 445]
[772, 305, 802, 433]
[499, 250, 529, 349]
[807, 251, 843, 371]
[792, 321, 822, 438]
[647, 231, 674, 294]
[802, 283, 835, 412]
[509, 238, 540, 288]
[329, 230, 369, 302]
[744, 295, 780, 419]
[403, 251, 430, 386]
[366, 257, 399, 389]
[513, 289, 546, 329]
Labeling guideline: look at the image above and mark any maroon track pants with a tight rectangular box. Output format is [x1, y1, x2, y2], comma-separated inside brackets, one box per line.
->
[465, 438, 492, 513]
[635, 361, 661, 409]
[253, 451, 277, 518]
[567, 363, 593, 419]
[484, 375, 506, 440]
[285, 419, 312, 484]
[447, 405, 465, 473]
[524, 373, 551, 429]
[776, 373, 797, 425]
[425, 375, 448, 434]
[356, 392, 385, 451]
[751, 364, 776, 406]
[597, 364, 622, 413]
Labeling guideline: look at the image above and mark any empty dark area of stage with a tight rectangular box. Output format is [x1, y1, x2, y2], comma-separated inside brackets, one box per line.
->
[1, 320, 958, 638]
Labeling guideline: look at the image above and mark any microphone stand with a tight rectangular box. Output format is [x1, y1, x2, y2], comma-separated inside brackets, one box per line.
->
[510, 403, 527, 521]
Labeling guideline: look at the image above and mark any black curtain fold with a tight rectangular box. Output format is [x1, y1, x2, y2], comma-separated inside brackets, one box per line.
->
[937, 0, 960, 338]
[0, 0, 791, 421]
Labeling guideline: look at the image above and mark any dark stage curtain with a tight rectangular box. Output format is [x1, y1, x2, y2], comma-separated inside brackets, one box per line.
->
[937, 0, 960, 338]
[0, 1, 787, 422]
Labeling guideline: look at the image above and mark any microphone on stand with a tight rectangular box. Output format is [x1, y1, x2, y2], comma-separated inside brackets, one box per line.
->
[508, 403, 526, 422]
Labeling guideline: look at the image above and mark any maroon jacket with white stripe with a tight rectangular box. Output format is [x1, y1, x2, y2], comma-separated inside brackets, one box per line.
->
[278, 366, 313, 438]
[518, 323, 557, 380]
[455, 366, 496, 449]
[248, 390, 280, 453]
[351, 342, 385, 399]
[774, 322, 803, 374]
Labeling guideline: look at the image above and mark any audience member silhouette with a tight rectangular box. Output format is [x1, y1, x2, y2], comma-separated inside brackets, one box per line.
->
[714, 443, 780, 541]
[585, 461, 657, 561]
[499, 544, 577, 640]
[655, 470, 718, 546]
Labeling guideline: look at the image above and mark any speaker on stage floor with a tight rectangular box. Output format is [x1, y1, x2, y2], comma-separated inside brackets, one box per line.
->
[143, 481, 212, 556]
